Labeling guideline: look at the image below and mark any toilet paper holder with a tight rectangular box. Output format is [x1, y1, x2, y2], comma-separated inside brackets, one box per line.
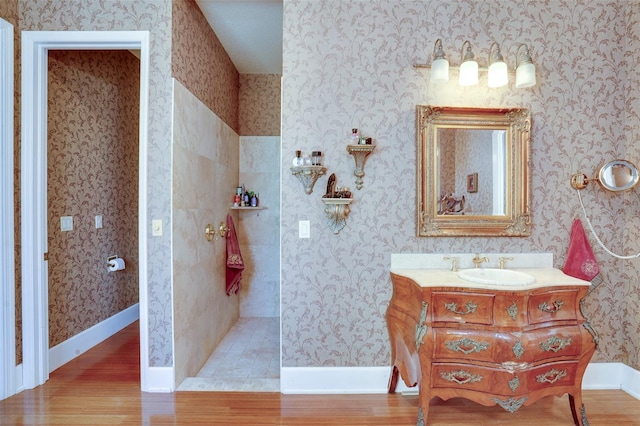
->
[107, 255, 126, 272]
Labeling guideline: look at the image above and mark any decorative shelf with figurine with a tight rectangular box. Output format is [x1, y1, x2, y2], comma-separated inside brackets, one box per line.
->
[321, 173, 353, 234]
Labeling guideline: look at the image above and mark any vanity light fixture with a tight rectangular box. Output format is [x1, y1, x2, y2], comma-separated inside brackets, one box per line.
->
[415, 40, 536, 89]
[488, 42, 508, 88]
[458, 41, 478, 86]
[430, 38, 449, 83]
[515, 43, 536, 88]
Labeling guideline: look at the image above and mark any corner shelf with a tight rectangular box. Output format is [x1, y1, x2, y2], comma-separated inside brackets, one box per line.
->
[291, 165, 326, 194]
[321, 197, 353, 234]
[346, 144, 375, 190]
[230, 206, 267, 210]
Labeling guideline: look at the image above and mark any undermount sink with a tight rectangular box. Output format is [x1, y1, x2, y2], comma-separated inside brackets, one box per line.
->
[457, 268, 536, 285]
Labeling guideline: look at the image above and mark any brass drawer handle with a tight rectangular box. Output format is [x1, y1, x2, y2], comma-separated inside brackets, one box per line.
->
[445, 301, 478, 316]
[536, 368, 567, 384]
[538, 300, 564, 313]
[440, 369, 483, 385]
[445, 337, 489, 354]
[540, 336, 572, 352]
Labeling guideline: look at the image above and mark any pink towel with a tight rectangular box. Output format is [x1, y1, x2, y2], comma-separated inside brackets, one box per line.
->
[225, 214, 244, 296]
[563, 218, 600, 281]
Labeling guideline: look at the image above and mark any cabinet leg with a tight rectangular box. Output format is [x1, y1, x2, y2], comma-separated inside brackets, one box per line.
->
[416, 405, 429, 426]
[388, 365, 399, 393]
[569, 394, 590, 426]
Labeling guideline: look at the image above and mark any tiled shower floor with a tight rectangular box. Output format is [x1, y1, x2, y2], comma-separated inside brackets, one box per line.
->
[177, 317, 280, 392]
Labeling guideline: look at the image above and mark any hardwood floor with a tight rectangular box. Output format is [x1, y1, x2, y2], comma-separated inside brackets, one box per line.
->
[1, 322, 639, 425]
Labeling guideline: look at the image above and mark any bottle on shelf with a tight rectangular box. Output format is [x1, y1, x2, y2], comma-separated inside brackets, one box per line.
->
[292, 150, 303, 167]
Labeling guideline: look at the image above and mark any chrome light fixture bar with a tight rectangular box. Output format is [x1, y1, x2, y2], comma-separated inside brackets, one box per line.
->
[415, 40, 536, 89]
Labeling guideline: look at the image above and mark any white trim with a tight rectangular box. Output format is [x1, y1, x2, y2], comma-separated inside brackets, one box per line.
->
[146, 367, 175, 393]
[49, 304, 139, 372]
[20, 30, 151, 391]
[0, 18, 15, 401]
[281, 363, 640, 399]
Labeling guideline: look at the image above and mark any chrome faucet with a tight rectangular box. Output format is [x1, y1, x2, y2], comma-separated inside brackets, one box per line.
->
[499, 257, 514, 269]
[472, 253, 489, 268]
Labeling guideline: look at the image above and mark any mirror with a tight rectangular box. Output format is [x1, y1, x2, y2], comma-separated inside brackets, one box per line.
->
[598, 160, 639, 192]
[417, 105, 531, 237]
[570, 159, 639, 192]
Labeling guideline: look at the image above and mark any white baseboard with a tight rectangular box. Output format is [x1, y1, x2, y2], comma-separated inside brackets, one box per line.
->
[145, 366, 174, 393]
[281, 362, 640, 399]
[49, 303, 139, 372]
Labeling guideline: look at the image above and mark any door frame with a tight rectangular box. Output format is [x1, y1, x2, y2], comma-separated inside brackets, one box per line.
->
[20, 30, 151, 391]
[0, 17, 16, 401]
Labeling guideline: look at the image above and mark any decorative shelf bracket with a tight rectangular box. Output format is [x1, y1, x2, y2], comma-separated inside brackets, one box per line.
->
[291, 165, 326, 194]
[321, 197, 353, 234]
[346, 144, 375, 190]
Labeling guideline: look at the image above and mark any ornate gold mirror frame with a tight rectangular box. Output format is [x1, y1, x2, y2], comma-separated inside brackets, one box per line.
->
[417, 105, 531, 237]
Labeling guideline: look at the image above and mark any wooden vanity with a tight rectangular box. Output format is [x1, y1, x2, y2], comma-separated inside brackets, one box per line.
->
[386, 268, 597, 426]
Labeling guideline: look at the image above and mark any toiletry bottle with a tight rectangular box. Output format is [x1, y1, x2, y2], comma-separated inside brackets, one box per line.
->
[250, 193, 258, 207]
[292, 150, 303, 166]
[350, 128, 360, 145]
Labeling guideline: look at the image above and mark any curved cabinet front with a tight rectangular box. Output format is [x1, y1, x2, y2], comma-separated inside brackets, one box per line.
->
[386, 272, 597, 426]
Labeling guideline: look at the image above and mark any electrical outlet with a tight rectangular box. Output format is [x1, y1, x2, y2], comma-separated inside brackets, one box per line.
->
[299, 220, 310, 238]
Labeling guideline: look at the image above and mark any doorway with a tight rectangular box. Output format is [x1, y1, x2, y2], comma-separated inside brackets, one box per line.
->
[20, 31, 152, 392]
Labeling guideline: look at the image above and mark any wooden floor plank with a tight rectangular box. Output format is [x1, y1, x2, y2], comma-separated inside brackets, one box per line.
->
[1, 322, 638, 425]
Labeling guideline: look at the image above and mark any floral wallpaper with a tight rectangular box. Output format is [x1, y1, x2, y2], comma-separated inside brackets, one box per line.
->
[239, 74, 281, 136]
[47, 50, 139, 347]
[281, 0, 640, 371]
[172, 0, 239, 133]
[20, 0, 174, 366]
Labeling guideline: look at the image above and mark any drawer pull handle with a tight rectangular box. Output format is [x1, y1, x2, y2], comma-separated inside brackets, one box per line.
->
[540, 336, 572, 352]
[415, 301, 429, 350]
[538, 300, 564, 313]
[536, 368, 567, 384]
[445, 337, 489, 354]
[445, 301, 478, 316]
[440, 369, 483, 385]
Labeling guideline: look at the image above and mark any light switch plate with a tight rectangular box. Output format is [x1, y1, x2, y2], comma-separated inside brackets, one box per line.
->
[152, 219, 163, 236]
[299, 220, 310, 238]
[60, 216, 73, 232]
[95, 215, 103, 229]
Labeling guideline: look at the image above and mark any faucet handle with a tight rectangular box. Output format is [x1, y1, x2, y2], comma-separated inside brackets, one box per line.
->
[443, 256, 458, 272]
[499, 257, 514, 269]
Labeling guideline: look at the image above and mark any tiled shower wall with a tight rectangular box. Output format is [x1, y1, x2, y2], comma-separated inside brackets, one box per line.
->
[238, 74, 281, 318]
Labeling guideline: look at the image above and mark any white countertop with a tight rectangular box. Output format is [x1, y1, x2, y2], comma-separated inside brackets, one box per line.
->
[390, 268, 591, 291]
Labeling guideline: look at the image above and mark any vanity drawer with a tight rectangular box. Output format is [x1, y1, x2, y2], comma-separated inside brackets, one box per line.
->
[434, 330, 506, 362]
[431, 292, 494, 325]
[528, 290, 579, 325]
[431, 363, 514, 394]
[518, 327, 582, 363]
[524, 361, 578, 391]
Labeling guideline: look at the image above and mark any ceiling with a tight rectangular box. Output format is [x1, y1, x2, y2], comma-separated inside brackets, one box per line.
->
[195, 0, 283, 74]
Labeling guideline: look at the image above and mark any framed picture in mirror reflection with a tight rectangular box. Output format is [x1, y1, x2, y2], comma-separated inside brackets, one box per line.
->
[467, 172, 478, 193]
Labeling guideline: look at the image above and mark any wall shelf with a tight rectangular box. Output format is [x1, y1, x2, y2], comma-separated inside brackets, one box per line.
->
[291, 165, 326, 194]
[346, 144, 375, 190]
[230, 206, 267, 210]
[321, 197, 353, 234]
